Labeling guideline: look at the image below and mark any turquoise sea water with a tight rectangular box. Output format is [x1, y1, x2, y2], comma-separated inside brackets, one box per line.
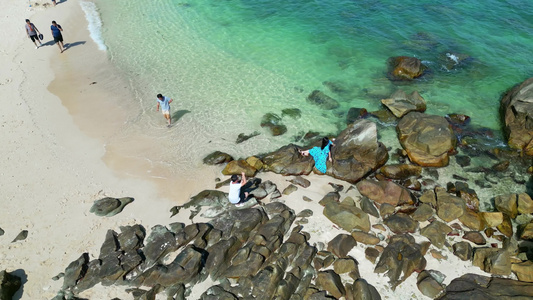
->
[83, 0, 532, 192]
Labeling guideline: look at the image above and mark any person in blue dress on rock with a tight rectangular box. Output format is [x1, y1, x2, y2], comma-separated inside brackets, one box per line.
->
[298, 137, 335, 173]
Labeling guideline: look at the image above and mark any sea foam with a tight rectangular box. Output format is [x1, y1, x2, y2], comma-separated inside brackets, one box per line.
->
[80, 0, 106, 51]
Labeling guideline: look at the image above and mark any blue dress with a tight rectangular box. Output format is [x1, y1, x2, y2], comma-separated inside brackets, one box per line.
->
[308, 141, 332, 173]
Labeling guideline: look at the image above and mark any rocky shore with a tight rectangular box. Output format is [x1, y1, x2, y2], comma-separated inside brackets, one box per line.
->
[6, 76, 524, 300]
[2, 69, 532, 299]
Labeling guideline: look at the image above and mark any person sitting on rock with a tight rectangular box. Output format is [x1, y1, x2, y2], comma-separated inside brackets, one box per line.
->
[298, 137, 335, 173]
[228, 172, 249, 207]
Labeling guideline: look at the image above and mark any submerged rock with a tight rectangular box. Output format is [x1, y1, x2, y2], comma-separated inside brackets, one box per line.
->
[306, 90, 340, 110]
[381, 90, 426, 118]
[387, 56, 427, 80]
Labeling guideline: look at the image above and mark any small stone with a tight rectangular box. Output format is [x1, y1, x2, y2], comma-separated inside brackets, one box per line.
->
[365, 247, 380, 264]
[462, 231, 486, 245]
[282, 184, 298, 195]
[452, 241, 473, 261]
[11, 230, 28, 243]
[351, 231, 380, 245]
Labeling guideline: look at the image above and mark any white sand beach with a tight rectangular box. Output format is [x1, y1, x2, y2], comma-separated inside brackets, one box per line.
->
[0, 1, 506, 299]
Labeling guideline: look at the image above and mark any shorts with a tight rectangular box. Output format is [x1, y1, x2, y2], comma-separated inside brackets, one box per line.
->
[53, 35, 63, 43]
[162, 110, 170, 115]
[30, 35, 39, 42]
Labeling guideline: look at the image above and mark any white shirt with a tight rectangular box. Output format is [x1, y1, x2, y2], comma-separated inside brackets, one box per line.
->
[228, 182, 241, 204]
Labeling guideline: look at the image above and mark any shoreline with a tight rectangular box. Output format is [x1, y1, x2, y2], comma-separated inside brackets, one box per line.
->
[0, 1, 218, 298]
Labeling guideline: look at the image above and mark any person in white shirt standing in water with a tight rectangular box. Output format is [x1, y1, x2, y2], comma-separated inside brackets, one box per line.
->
[156, 93, 174, 127]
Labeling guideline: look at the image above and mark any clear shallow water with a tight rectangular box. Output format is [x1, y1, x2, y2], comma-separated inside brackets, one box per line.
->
[85, 0, 532, 189]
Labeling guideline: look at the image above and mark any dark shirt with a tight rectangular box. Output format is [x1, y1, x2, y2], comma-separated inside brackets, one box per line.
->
[51, 24, 62, 37]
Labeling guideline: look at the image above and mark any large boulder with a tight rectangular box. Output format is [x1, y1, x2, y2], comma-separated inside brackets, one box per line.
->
[387, 56, 427, 80]
[261, 144, 314, 175]
[356, 179, 414, 206]
[329, 119, 389, 182]
[221, 160, 257, 177]
[323, 201, 371, 232]
[397, 112, 456, 167]
[439, 273, 533, 299]
[374, 234, 426, 289]
[381, 90, 427, 118]
[500, 77, 533, 155]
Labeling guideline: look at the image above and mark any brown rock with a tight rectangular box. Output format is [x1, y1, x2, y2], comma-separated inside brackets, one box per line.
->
[333, 258, 359, 275]
[365, 248, 380, 264]
[397, 112, 456, 167]
[327, 234, 357, 258]
[481, 212, 504, 228]
[420, 221, 452, 249]
[417, 270, 445, 299]
[458, 209, 485, 231]
[452, 241, 473, 261]
[351, 231, 380, 245]
[316, 270, 346, 298]
[324, 202, 370, 232]
[512, 260, 533, 282]
[495, 194, 518, 219]
[430, 249, 447, 260]
[221, 159, 257, 176]
[245, 156, 263, 171]
[380, 163, 422, 180]
[381, 90, 427, 118]
[520, 221, 533, 240]
[356, 179, 414, 206]
[379, 203, 395, 218]
[500, 77, 533, 155]
[384, 213, 419, 234]
[387, 56, 427, 80]
[411, 203, 434, 222]
[518, 193, 533, 214]
[462, 231, 486, 245]
[497, 214, 513, 237]
[419, 189, 436, 206]
[473, 248, 511, 275]
[436, 187, 466, 222]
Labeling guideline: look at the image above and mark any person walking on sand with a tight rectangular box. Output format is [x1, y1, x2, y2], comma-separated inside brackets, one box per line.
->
[228, 172, 249, 207]
[50, 21, 64, 53]
[298, 137, 335, 173]
[52, 0, 57, 6]
[156, 93, 173, 127]
[25, 19, 42, 49]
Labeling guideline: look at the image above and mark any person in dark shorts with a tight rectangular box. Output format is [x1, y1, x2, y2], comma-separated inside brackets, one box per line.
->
[25, 19, 42, 49]
[50, 21, 64, 53]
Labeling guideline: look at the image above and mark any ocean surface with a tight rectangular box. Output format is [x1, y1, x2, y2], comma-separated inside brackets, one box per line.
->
[81, 0, 532, 198]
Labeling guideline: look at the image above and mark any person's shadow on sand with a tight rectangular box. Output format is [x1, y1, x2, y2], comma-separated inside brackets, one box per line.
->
[172, 110, 191, 122]
[63, 41, 86, 51]
[10, 269, 27, 300]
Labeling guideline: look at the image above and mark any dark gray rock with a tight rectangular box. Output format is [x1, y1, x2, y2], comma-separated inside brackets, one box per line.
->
[11, 230, 28, 243]
[383, 213, 419, 234]
[0, 270, 22, 300]
[324, 201, 370, 232]
[202, 151, 234, 165]
[327, 234, 357, 258]
[281, 108, 302, 119]
[0, 227, 4, 237]
[236, 131, 260, 144]
[316, 270, 345, 298]
[251, 265, 284, 298]
[142, 225, 176, 269]
[452, 241, 473, 261]
[261, 113, 287, 136]
[348, 278, 381, 300]
[282, 184, 298, 195]
[500, 77, 533, 155]
[360, 197, 379, 218]
[262, 144, 314, 175]
[90, 197, 134, 217]
[289, 176, 311, 188]
[411, 203, 434, 222]
[375, 234, 426, 289]
[417, 270, 444, 298]
[200, 285, 238, 300]
[117, 225, 145, 252]
[62, 253, 89, 290]
[420, 221, 452, 249]
[438, 273, 533, 299]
